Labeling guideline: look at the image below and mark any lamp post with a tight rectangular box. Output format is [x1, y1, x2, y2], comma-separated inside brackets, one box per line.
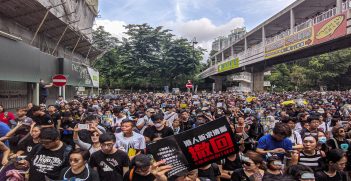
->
[192, 37, 198, 58]
[191, 37, 198, 93]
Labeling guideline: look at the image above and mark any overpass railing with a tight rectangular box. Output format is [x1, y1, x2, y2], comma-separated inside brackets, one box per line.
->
[200, 1, 351, 78]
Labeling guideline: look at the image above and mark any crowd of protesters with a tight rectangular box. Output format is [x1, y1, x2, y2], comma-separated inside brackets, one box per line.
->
[0, 91, 351, 181]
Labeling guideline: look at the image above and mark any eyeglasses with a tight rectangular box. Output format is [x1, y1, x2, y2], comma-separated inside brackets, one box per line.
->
[91, 134, 99, 137]
[69, 158, 82, 163]
[39, 139, 55, 145]
[304, 132, 318, 136]
[101, 143, 114, 148]
[243, 161, 253, 167]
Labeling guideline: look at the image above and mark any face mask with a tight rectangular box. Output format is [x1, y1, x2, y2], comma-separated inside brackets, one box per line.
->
[92, 105, 99, 109]
[197, 119, 205, 124]
[154, 123, 163, 128]
[340, 143, 349, 151]
[318, 137, 327, 144]
[123, 109, 129, 113]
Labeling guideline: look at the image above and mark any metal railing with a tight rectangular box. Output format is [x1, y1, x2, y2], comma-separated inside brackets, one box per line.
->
[266, 6, 342, 45]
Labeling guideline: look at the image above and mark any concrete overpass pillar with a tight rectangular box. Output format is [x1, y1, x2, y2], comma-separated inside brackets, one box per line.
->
[221, 52, 225, 61]
[290, 9, 295, 33]
[215, 56, 218, 65]
[251, 66, 265, 92]
[336, 0, 343, 14]
[32, 83, 39, 105]
[213, 76, 223, 92]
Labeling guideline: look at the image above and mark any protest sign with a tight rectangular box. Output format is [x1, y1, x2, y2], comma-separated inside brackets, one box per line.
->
[147, 117, 238, 177]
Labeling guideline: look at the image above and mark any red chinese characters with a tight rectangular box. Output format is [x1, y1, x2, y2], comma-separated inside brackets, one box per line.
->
[187, 132, 234, 165]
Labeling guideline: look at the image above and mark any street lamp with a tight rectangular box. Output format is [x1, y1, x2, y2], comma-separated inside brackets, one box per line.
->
[192, 37, 198, 58]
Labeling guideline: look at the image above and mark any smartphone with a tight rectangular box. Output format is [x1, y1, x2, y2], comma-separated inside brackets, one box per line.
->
[78, 124, 90, 130]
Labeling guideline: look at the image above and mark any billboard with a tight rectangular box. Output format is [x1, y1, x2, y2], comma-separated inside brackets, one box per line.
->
[264, 12, 347, 59]
[313, 12, 347, 45]
[265, 27, 314, 59]
[218, 58, 240, 73]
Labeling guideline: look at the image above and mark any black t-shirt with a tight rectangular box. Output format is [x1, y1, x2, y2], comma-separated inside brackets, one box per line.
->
[49, 112, 61, 127]
[17, 136, 38, 155]
[26, 144, 69, 181]
[123, 170, 155, 181]
[33, 114, 53, 125]
[90, 150, 129, 181]
[198, 163, 221, 181]
[60, 165, 100, 181]
[143, 126, 174, 141]
[231, 168, 249, 181]
[315, 171, 349, 181]
[222, 155, 242, 171]
[39, 83, 48, 96]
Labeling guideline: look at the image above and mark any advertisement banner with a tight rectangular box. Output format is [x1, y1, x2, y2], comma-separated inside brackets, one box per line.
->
[218, 58, 240, 73]
[264, 12, 348, 59]
[147, 117, 238, 177]
[313, 12, 347, 45]
[87, 67, 99, 87]
[265, 27, 314, 59]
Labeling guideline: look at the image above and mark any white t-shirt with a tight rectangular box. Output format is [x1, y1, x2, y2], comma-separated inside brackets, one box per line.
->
[115, 131, 146, 152]
[164, 111, 178, 128]
[114, 116, 127, 127]
[136, 116, 152, 134]
[288, 131, 302, 146]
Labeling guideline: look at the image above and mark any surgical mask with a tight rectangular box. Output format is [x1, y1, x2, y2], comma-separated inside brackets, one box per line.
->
[341, 143, 349, 151]
[92, 105, 99, 109]
[123, 108, 129, 113]
[197, 119, 205, 124]
[154, 123, 163, 128]
[318, 137, 327, 144]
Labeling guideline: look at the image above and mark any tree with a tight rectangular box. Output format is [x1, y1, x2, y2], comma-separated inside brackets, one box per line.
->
[92, 24, 205, 90]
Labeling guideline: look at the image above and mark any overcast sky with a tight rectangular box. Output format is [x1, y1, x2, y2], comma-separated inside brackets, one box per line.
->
[95, 0, 296, 60]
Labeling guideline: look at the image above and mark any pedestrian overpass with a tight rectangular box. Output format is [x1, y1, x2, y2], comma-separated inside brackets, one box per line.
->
[199, 0, 351, 92]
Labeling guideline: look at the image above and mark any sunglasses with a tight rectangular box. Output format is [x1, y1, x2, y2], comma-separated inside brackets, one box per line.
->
[243, 161, 253, 166]
[69, 158, 82, 163]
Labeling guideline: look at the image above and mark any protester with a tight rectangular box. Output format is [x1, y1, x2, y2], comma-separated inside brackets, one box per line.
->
[315, 149, 348, 181]
[89, 133, 129, 181]
[0, 104, 15, 125]
[60, 148, 100, 181]
[1, 90, 351, 180]
[115, 119, 146, 156]
[19, 127, 70, 181]
[143, 113, 174, 143]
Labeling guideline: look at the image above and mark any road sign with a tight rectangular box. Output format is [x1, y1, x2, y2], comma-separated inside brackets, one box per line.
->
[186, 83, 193, 89]
[52, 74, 67, 87]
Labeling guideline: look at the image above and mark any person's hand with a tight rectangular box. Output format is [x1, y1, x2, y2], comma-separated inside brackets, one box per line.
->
[18, 160, 29, 168]
[151, 160, 172, 181]
[2, 158, 9, 166]
[271, 148, 286, 154]
[9, 153, 18, 159]
[290, 150, 299, 164]
[73, 125, 80, 132]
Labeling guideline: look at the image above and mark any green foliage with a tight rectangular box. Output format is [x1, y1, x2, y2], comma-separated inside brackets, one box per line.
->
[92, 24, 205, 90]
[268, 48, 351, 91]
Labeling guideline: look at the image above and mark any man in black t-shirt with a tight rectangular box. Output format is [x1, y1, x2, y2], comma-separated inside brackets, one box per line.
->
[47, 105, 61, 128]
[31, 105, 54, 127]
[39, 79, 53, 104]
[19, 128, 70, 181]
[90, 133, 129, 181]
[143, 114, 174, 143]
